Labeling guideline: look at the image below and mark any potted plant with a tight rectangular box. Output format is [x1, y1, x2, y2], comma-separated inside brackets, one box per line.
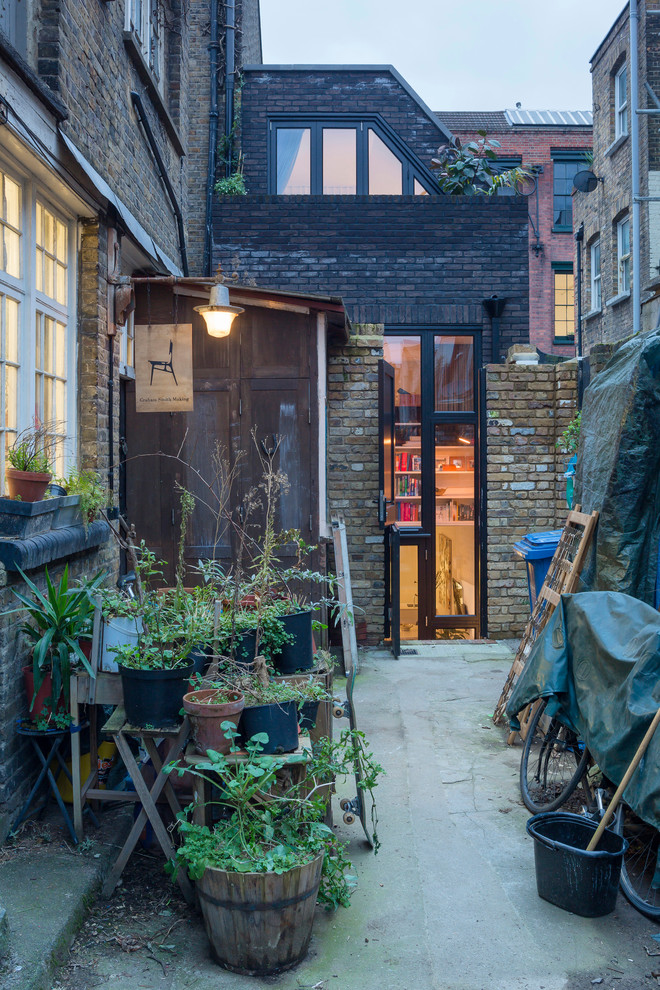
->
[234, 661, 331, 753]
[57, 469, 108, 529]
[11, 565, 104, 721]
[167, 727, 371, 975]
[111, 635, 196, 728]
[183, 685, 245, 755]
[5, 425, 55, 502]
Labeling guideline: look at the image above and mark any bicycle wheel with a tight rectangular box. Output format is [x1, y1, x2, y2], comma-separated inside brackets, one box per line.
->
[614, 805, 660, 920]
[520, 698, 590, 814]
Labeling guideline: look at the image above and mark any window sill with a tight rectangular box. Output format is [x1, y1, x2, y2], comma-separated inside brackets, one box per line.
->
[123, 32, 185, 157]
[582, 308, 602, 320]
[552, 227, 573, 234]
[605, 133, 629, 158]
[605, 291, 631, 308]
[553, 337, 575, 345]
[0, 520, 110, 572]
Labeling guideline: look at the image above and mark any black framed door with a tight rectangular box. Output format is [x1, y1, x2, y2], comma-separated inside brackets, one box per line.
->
[381, 330, 482, 641]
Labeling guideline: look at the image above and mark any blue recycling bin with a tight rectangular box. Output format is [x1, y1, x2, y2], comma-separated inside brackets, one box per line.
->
[513, 529, 563, 611]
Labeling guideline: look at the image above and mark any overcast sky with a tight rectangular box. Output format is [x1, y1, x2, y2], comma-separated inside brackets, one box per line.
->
[259, 0, 627, 112]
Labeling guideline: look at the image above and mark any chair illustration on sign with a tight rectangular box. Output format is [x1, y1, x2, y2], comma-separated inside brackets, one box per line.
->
[149, 339, 177, 386]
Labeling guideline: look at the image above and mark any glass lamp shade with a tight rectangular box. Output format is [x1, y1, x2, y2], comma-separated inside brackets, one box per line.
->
[194, 282, 244, 338]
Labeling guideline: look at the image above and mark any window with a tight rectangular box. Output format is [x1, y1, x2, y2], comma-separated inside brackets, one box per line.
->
[0, 0, 28, 57]
[119, 311, 136, 377]
[615, 64, 628, 139]
[126, 0, 162, 82]
[269, 117, 435, 196]
[618, 217, 631, 294]
[0, 161, 76, 489]
[552, 155, 584, 230]
[590, 239, 601, 311]
[553, 264, 575, 339]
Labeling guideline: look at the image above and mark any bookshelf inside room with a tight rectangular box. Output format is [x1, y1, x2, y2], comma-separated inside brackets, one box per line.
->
[435, 427, 475, 623]
[394, 384, 422, 526]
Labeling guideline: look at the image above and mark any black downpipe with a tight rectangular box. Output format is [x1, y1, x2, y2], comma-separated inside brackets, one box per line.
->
[224, 0, 236, 179]
[108, 332, 115, 500]
[130, 92, 189, 276]
[478, 366, 488, 639]
[203, 0, 219, 275]
[575, 222, 584, 408]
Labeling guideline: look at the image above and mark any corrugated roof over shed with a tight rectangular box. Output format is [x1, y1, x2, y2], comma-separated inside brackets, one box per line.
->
[504, 109, 593, 127]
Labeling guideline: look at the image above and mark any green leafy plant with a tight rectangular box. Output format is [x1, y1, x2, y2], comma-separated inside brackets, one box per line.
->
[430, 132, 532, 196]
[65, 469, 109, 527]
[556, 411, 581, 454]
[215, 169, 247, 196]
[6, 425, 54, 474]
[11, 565, 105, 706]
[167, 725, 381, 907]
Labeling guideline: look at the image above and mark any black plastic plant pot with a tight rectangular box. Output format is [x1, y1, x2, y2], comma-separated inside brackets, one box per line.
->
[188, 645, 210, 678]
[119, 662, 195, 728]
[233, 630, 257, 667]
[298, 700, 320, 731]
[273, 611, 314, 675]
[239, 700, 299, 754]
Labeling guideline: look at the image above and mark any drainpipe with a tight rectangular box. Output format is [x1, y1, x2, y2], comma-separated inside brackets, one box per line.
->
[575, 223, 585, 409]
[481, 295, 508, 363]
[225, 0, 236, 179]
[203, 0, 219, 275]
[130, 92, 189, 276]
[631, 0, 641, 333]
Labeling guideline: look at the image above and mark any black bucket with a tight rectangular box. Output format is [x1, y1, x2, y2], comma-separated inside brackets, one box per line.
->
[273, 611, 314, 674]
[119, 662, 195, 728]
[239, 701, 299, 754]
[526, 812, 628, 917]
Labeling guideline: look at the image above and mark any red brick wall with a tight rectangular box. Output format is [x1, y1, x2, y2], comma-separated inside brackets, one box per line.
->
[450, 126, 592, 355]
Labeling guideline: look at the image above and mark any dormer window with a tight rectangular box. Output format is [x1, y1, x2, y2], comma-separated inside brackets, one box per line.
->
[270, 117, 435, 196]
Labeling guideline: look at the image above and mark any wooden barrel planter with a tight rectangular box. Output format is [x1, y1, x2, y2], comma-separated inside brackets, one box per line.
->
[196, 851, 324, 975]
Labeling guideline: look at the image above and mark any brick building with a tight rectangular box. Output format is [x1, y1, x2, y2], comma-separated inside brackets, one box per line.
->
[574, 0, 660, 350]
[0, 0, 261, 835]
[436, 110, 592, 356]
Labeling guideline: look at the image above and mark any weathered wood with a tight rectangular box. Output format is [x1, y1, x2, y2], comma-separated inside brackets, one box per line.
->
[196, 853, 324, 975]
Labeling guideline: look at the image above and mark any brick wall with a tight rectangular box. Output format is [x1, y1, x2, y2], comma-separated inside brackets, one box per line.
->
[448, 124, 591, 357]
[212, 195, 529, 350]
[485, 359, 577, 637]
[326, 324, 384, 644]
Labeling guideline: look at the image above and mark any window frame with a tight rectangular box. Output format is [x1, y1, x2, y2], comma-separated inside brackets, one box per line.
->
[590, 238, 601, 312]
[0, 153, 77, 489]
[617, 216, 631, 295]
[268, 114, 438, 196]
[551, 151, 587, 233]
[125, 0, 163, 85]
[615, 64, 628, 140]
[552, 262, 575, 342]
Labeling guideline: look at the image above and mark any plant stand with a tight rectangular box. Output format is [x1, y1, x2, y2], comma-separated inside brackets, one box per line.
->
[13, 720, 98, 845]
[99, 706, 194, 903]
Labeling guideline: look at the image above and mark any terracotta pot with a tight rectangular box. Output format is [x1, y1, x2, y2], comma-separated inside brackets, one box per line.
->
[183, 689, 245, 754]
[6, 468, 52, 503]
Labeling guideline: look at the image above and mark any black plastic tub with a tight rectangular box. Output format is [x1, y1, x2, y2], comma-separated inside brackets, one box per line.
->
[273, 611, 314, 674]
[526, 812, 628, 917]
[298, 700, 320, 731]
[119, 662, 195, 728]
[239, 701, 299, 754]
[233, 630, 257, 667]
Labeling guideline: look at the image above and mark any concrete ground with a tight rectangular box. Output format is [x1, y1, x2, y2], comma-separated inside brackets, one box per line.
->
[3, 642, 660, 990]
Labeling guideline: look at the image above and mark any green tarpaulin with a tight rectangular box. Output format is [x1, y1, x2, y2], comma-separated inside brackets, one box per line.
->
[507, 591, 660, 828]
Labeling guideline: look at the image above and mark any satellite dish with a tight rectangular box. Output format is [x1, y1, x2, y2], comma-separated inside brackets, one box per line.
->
[573, 170, 600, 193]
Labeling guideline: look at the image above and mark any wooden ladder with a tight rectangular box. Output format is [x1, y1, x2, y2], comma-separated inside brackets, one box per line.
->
[493, 507, 599, 734]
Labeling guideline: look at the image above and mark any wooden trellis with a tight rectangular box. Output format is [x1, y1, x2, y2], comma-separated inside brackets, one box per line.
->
[493, 507, 599, 731]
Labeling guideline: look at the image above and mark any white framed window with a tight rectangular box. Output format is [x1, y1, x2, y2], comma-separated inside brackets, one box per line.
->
[615, 64, 628, 139]
[617, 217, 631, 295]
[590, 239, 601, 310]
[0, 158, 77, 490]
[126, 0, 162, 83]
[119, 310, 136, 378]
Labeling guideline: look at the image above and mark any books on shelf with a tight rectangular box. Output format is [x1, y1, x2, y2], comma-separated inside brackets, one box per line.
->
[436, 499, 475, 523]
[395, 451, 422, 472]
[397, 502, 420, 523]
[396, 475, 421, 496]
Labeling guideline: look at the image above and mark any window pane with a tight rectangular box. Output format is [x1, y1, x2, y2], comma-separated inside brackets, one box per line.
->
[56, 220, 67, 261]
[322, 129, 356, 194]
[44, 258, 54, 299]
[383, 336, 422, 527]
[5, 365, 17, 430]
[553, 160, 581, 227]
[368, 130, 402, 195]
[5, 297, 18, 362]
[35, 312, 42, 369]
[56, 263, 66, 305]
[554, 270, 574, 337]
[44, 316, 54, 373]
[4, 228, 19, 278]
[276, 128, 311, 195]
[43, 376, 54, 422]
[36, 247, 43, 292]
[435, 423, 475, 617]
[44, 209, 54, 254]
[56, 320, 66, 378]
[4, 176, 20, 229]
[434, 336, 474, 412]
[414, 179, 428, 196]
[620, 219, 630, 255]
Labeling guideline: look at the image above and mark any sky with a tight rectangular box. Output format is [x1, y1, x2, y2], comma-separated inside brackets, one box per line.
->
[259, 0, 628, 112]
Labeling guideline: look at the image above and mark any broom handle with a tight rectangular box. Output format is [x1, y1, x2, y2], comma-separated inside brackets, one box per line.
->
[587, 706, 660, 852]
